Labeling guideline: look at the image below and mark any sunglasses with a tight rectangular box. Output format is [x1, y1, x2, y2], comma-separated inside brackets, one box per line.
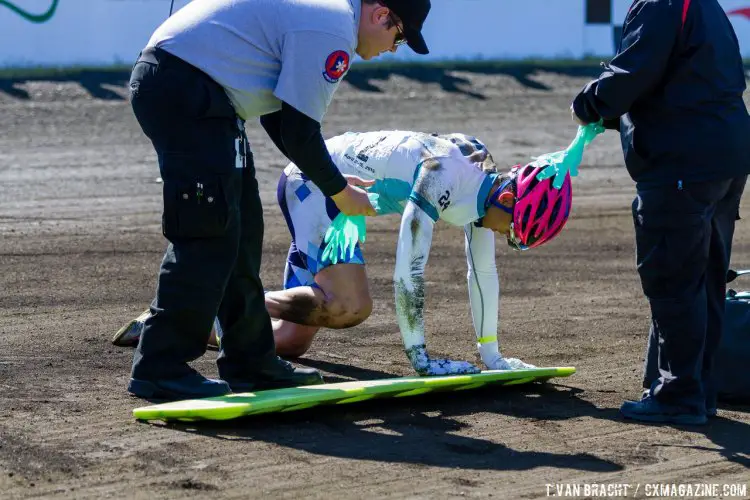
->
[484, 177, 529, 252]
[388, 12, 407, 46]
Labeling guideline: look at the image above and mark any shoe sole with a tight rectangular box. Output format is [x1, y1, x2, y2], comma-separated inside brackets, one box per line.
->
[621, 410, 707, 425]
[128, 378, 230, 400]
[112, 310, 150, 347]
[112, 320, 140, 347]
[128, 379, 180, 400]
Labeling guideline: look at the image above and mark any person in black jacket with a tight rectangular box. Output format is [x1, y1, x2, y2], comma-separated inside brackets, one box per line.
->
[571, 0, 750, 424]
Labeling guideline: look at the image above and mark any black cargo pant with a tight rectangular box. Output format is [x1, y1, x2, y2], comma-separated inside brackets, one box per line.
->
[128, 47, 275, 381]
[637, 176, 747, 412]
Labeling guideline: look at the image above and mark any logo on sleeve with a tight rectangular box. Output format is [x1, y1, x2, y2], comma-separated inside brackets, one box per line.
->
[323, 50, 350, 83]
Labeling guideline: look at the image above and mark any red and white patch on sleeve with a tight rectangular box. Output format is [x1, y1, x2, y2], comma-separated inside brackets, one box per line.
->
[322, 50, 350, 83]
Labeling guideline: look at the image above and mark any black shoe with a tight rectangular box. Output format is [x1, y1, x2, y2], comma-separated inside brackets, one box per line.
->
[645, 389, 717, 417]
[226, 357, 324, 393]
[620, 396, 707, 425]
[128, 372, 230, 400]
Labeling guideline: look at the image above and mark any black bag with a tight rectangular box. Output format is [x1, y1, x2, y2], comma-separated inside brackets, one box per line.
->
[716, 270, 750, 402]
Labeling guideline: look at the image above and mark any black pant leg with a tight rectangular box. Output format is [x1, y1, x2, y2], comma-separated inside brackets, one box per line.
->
[702, 176, 747, 409]
[216, 138, 277, 381]
[128, 49, 243, 380]
[634, 181, 728, 411]
[642, 320, 659, 391]
[639, 196, 659, 391]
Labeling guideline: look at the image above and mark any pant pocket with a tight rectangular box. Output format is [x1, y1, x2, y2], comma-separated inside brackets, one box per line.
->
[160, 153, 234, 239]
[162, 175, 229, 239]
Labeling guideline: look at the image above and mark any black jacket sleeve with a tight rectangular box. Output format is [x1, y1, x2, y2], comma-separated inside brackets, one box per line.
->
[572, 0, 682, 123]
[261, 102, 347, 197]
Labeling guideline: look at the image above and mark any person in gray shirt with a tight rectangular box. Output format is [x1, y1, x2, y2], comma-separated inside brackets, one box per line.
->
[127, 0, 431, 400]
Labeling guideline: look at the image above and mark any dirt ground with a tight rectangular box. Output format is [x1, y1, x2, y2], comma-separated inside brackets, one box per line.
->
[1, 63, 749, 500]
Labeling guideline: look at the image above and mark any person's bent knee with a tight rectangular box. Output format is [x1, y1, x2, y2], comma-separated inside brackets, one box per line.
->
[325, 294, 372, 328]
[353, 295, 373, 324]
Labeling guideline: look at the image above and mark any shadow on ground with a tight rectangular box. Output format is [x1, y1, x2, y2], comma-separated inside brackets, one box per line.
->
[10, 63, 745, 101]
[142, 357, 750, 473]
[146, 381, 629, 473]
[0, 69, 129, 100]
[342, 63, 605, 99]
[0, 62, 610, 101]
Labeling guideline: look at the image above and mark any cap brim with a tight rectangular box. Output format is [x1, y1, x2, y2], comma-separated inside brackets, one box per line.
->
[404, 27, 429, 55]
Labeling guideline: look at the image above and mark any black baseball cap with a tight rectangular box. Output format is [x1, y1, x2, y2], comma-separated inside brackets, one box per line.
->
[381, 0, 431, 55]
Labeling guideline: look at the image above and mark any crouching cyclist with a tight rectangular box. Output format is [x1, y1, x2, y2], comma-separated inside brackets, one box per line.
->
[114, 130, 572, 375]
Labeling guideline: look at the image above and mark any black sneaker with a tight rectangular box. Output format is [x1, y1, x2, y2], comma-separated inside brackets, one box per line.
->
[128, 372, 230, 400]
[620, 396, 707, 425]
[644, 389, 717, 417]
[225, 357, 324, 393]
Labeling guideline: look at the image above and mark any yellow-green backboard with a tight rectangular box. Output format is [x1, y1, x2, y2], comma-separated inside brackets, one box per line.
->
[133, 367, 576, 422]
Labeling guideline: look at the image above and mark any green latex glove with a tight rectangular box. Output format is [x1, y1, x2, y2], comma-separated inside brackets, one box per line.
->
[322, 213, 366, 264]
[535, 121, 606, 189]
[322, 193, 380, 265]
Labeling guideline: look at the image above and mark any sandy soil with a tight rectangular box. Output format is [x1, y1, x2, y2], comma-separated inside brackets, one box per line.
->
[1, 64, 749, 499]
